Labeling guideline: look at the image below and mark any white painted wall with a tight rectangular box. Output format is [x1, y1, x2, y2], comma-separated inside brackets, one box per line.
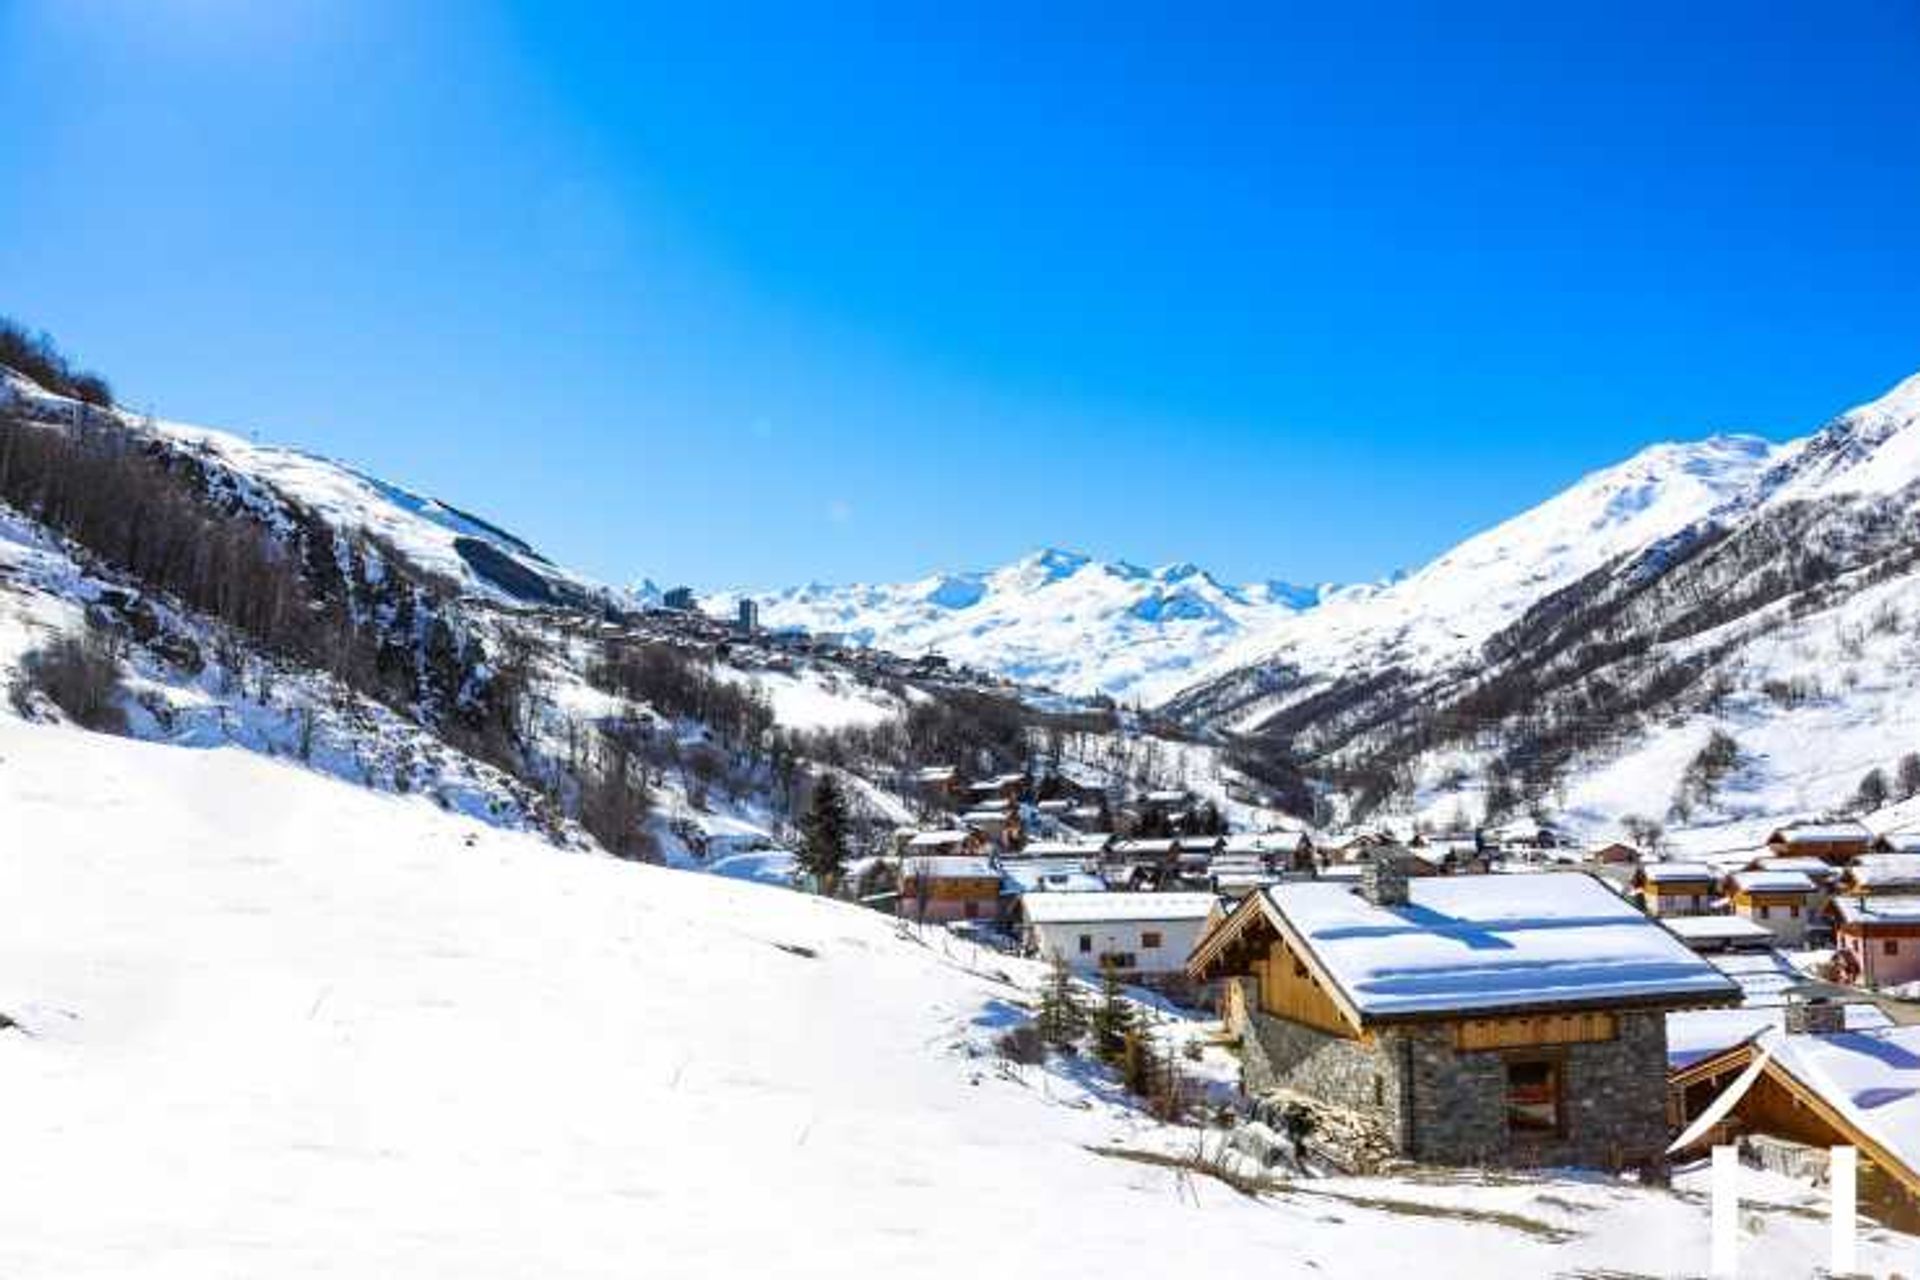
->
[1027, 915, 1211, 976]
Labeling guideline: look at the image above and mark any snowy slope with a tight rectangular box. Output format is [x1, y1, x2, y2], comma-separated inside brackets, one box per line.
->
[1, 366, 610, 609]
[0, 715, 1899, 1278]
[704, 549, 1323, 703]
[1180, 432, 1785, 726]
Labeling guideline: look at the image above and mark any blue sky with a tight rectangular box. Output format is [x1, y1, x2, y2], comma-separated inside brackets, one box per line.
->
[3, 2, 1918, 590]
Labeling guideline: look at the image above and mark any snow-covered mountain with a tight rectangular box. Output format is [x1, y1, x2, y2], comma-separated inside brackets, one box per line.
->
[1175, 368, 1920, 839]
[702, 549, 1326, 704]
[1, 365, 613, 612]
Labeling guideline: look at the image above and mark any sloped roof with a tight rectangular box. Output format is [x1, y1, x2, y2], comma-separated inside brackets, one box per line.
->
[1729, 870, 1817, 895]
[1636, 861, 1717, 885]
[1681, 1026, 1920, 1197]
[905, 830, 974, 849]
[900, 854, 999, 880]
[1846, 854, 1920, 888]
[1020, 891, 1218, 925]
[1770, 820, 1872, 845]
[1664, 914, 1774, 945]
[1223, 872, 1739, 1021]
[1832, 895, 1920, 925]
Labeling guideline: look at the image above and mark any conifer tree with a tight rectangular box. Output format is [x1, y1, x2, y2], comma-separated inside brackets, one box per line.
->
[1035, 954, 1086, 1049]
[1090, 962, 1137, 1063]
[798, 772, 852, 894]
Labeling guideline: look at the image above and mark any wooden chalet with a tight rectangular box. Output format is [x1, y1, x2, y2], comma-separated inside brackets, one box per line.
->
[1766, 819, 1873, 865]
[1725, 870, 1819, 946]
[1671, 1008, 1920, 1227]
[1837, 853, 1920, 897]
[1188, 857, 1739, 1172]
[896, 853, 1004, 924]
[1631, 862, 1717, 917]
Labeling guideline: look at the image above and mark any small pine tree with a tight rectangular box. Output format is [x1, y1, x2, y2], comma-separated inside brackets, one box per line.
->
[1858, 767, 1891, 814]
[798, 772, 852, 894]
[1899, 753, 1920, 802]
[1035, 955, 1086, 1049]
[1090, 963, 1137, 1063]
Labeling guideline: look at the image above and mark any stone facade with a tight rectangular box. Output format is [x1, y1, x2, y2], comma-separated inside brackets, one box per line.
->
[1231, 990, 1672, 1173]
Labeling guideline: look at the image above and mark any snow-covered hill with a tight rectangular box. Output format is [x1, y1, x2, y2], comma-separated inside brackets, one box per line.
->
[1175, 367, 1920, 840]
[0, 714, 1891, 1278]
[703, 549, 1325, 704]
[1, 365, 612, 611]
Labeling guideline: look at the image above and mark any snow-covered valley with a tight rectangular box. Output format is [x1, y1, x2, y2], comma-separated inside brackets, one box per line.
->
[0, 716, 1898, 1278]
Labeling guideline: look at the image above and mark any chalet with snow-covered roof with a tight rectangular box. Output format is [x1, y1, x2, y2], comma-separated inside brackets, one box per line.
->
[1837, 853, 1920, 897]
[910, 765, 964, 803]
[1019, 891, 1218, 985]
[1831, 896, 1920, 988]
[1671, 1009, 1920, 1226]
[1009, 838, 1106, 861]
[1662, 914, 1776, 954]
[897, 854, 1004, 924]
[1766, 819, 1873, 865]
[960, 805, 1023, 850]
[1873, 829, 1920, 855]
[1187, 857, 1739, 1172]
[899, 828, 986, 857]
[1726, 870, 1819, 946]
[1631, 862, 1718, 917]
[1209, 853, 1278, 900]
[1588, 841, 1641, 866]
[998, 858, 1106, 898]
[966, 772, 1028, 804]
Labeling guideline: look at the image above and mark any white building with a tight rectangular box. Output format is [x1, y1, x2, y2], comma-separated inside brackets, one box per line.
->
[1017, 892, 1219, 980]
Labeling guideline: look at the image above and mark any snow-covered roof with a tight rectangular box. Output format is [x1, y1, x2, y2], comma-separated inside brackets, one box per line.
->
[1752, 855, 1835, 878]
[1142, 790, 1189, 805]
[1636, 861, 1717, 885]
[1020, 891, 1218, 925]
[1012, 840, 1102, 859]
[1663, 915, 1775, 946]
[1746, 1026, 1920, 1187]
[1111, 838, 1176, 855]
[1729, 870, 1817, 895]
[1665, 1004, 1893, 1070]
[905, 830, 974, 849]
[1770, 820, 1872, 845]
[1832, 895, 1920, 926]
[1845, 854, 1920, 889]
[900, 855, 1000, 880]
[1876, 830, 1920, 854]
[1260, 873, 1740, 1020]
[1000, 863, 1106, 895]
[1222, 831, 1306, 855]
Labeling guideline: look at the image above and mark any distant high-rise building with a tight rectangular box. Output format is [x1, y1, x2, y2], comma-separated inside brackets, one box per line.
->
[737, 598, 760, 632]
[662, 586, 696, 612]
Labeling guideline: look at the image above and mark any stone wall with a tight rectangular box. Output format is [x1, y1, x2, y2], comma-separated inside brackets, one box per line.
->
[1394, 1011, 1671, 1170]
[1235, 1006, 1403, 1169]
[1235, 1003, 1673, 1173]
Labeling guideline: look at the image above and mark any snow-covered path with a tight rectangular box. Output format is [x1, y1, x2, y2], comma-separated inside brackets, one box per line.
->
[0, 718, 1905, 1277]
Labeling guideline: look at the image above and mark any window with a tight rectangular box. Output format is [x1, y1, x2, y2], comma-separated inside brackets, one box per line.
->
[1758, 905, 1771, 920]
[963, 900, 979, 919]
[1099, 952, 1137, 971]
[1078, 934, 1092, 954]
[1141, 930, 1164, 950]
[1505, 1058, 1562, 1135]
[1886, 939, 1900, 957]
[1790, 903, 1800, 918]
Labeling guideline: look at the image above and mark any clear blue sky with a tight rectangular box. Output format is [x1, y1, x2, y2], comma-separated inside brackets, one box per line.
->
[3, 2, 1918, 590]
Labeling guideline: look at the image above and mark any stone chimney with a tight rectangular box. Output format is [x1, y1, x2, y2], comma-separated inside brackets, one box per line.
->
[1360, 845, 1413, 908]
[1784, 993, 1846, 1037]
